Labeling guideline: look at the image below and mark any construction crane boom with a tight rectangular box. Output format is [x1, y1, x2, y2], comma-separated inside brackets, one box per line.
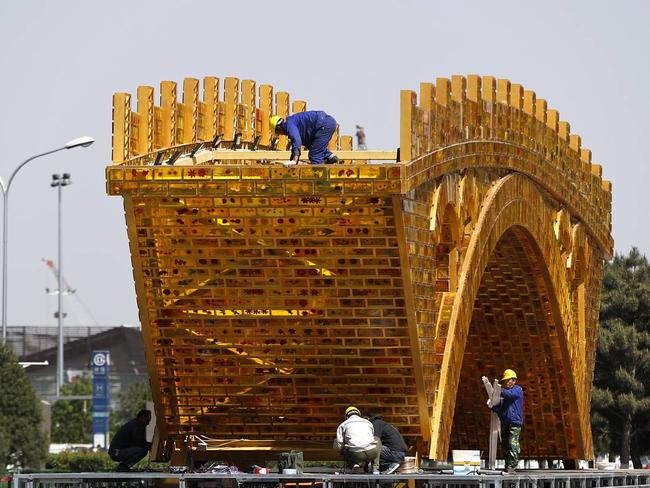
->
[42, 258, 98, 325]
[43, 259, 75, 294]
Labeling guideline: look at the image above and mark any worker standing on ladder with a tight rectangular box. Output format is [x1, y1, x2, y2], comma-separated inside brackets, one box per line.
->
[487, 369, 524, 474]
[270, 111, 339, 165]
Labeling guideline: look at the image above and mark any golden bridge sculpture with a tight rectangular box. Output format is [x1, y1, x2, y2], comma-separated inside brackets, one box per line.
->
[107, 75, 612, 464]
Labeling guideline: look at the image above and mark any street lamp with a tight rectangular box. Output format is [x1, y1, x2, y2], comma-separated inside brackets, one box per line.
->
[0, 136, 94, 346]
[51, 173, 71, 396]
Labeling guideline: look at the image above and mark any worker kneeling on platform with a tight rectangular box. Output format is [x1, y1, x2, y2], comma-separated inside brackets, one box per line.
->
[109, 409, 152, 472]
[270, 111, 339, 165]
[369, 414, 407, 475]
[487, 369, 524, 474]
[333, 406, 381, 474]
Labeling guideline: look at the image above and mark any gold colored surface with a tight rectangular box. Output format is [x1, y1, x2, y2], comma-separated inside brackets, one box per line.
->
[108, 76, 612, 462]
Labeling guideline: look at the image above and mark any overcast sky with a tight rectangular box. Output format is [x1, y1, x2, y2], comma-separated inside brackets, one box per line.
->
[0, 0, 648, 327]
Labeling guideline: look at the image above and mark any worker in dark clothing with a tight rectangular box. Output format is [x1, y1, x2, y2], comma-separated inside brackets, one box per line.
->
[108, 409, 152, 472]
[487, 369, 524, 474]
[355, 125, 367, 150]
[270, 111, 339, 165]
[369, 415, 407, 474]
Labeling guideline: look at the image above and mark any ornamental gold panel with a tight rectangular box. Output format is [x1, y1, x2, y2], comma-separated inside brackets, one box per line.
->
[108, 75, 612, 462]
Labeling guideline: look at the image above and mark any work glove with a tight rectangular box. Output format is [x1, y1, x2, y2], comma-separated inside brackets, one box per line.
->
[486, 399, 493, 409]
[290, 149, 301, 163]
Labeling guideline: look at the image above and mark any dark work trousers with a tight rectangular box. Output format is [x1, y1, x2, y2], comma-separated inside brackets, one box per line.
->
[307, 115, 337, 164]
[379, 445, 406, 466]
[109, 446, 148, 467]
[500, 424, 521, 469]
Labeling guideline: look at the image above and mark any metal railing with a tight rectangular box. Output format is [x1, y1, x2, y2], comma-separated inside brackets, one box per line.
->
[10, 470, 650, 488]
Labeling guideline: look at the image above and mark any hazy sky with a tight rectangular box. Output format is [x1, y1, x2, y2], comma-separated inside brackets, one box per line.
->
[0, 1, 648, 327]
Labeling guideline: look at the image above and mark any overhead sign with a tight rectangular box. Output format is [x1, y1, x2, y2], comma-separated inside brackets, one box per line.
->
[91, 351, 110, 447]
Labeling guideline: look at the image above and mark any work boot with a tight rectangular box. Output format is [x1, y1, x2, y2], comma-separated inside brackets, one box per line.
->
[325, 154, 339, 164]
[116, 463, 133, 472]
[505, 467, 516, 475]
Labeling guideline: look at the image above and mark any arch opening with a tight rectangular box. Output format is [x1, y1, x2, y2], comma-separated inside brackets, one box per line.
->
[449, 225, 577, 459]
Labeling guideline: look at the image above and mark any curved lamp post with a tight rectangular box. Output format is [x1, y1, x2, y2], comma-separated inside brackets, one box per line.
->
[0, 136, 94, 344]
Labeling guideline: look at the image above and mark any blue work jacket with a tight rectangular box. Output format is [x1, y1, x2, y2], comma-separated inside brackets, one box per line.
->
[493, 384, 524, 426]
[280, 111, 328, 152]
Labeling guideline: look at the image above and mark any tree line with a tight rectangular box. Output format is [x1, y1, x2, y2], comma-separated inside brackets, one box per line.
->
[591, 247, 650, 468]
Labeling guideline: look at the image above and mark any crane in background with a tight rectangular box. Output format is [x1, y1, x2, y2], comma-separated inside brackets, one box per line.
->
[42, 258, 98, 325]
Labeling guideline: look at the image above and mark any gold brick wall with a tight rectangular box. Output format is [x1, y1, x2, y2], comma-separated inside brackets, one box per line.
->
[109, 75, 612, 462]
[126, 191, 425, 442]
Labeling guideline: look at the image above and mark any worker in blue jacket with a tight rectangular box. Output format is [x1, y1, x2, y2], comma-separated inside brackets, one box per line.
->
[487, 369, 524, 473]
[270, 111, 339, 165]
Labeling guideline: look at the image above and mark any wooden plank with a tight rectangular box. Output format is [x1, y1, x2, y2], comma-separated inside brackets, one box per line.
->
[223, 77, 239, 141]
[160, 81, 177, 148]
[292, 100, 307, 113]
[200, 76, 219, 141]
[111, 93, 131, 163]
[259, 84, 273, 147]
[275, 91, 290, 150]
[241, 80, 256, 143]
[392, 195, 432, 441]
[181, 78, 199, 143]
[136, 86, 154, 155]
[400, 90, 416, 161]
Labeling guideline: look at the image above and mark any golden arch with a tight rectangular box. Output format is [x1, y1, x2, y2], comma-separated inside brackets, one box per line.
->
[107, 74, 612, 462]
[431, 173, 590, 459]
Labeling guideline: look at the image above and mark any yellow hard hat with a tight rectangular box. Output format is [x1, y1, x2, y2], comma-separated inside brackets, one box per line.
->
[270, 115, 284, 133]
[345, 406, 360, 417]
[501, 369, 517, 381]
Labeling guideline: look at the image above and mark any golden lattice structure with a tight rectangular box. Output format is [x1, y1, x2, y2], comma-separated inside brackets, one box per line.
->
[107, 75, 612, 463]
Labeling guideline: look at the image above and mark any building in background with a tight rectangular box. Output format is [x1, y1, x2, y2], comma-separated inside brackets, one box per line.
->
[7, 325, 148, 403]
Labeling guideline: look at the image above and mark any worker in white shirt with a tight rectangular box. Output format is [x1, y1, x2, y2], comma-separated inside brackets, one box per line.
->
[333, 406, 381, 474]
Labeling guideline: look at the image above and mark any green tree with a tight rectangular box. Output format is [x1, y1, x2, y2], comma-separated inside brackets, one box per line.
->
[110, 380, 152, 437]
[0, 427, 10, 471]
[51, 378, 92, 443]
[593, 247, 650, 467]
[0, 342, 47, 470]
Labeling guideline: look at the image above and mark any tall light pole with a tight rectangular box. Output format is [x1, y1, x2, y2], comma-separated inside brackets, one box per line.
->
[52, 173, 71, 396]
[0, 136, 94, 345]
